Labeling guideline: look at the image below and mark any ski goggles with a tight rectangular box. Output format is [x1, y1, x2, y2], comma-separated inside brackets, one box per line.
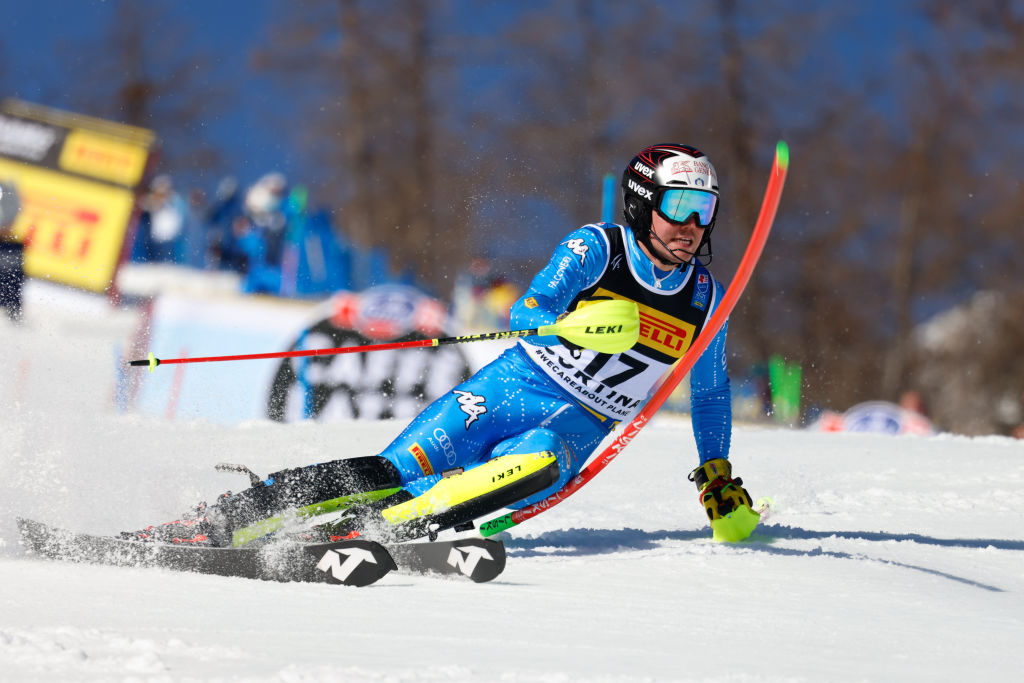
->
[656, 188, 718, 227]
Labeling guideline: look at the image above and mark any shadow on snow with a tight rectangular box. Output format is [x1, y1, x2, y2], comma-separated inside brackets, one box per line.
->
[502, 524, 1015, 592]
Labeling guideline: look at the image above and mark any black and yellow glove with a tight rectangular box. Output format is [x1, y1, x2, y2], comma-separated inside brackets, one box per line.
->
[689, 458, 752, 520]
[688, 458, 759, 542]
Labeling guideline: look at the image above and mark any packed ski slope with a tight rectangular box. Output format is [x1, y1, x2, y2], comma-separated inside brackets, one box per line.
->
[1, 285, 1023, 682]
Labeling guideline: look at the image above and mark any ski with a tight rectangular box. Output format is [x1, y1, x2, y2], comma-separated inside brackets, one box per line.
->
[388, 537, 506, 583]
[17, 517, 396, 587]
[16, 518, 505, 586]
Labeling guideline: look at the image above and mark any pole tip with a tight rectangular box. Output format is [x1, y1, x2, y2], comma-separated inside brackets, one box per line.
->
[775, 140, 790, 171]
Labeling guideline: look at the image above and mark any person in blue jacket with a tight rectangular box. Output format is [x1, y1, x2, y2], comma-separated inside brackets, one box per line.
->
[128, 143, 754, 547]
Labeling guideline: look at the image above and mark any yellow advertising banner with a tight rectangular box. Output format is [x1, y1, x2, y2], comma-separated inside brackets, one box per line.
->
[0, 157, 135, 293]
[59, 129, 150, 188]
[0, 99, 156, 293]
[593, 287, 696, 358]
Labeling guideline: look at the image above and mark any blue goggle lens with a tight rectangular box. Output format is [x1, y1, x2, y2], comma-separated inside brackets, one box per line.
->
[658, 189, 717, 226]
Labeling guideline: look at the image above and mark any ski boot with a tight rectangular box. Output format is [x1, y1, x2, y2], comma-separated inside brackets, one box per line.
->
[218, 457, 405, 547]
[301, 450, 560, 544]
[294, 490, 414, 543]
[119, 497, 232, 546]
[121, 456, 405, 549]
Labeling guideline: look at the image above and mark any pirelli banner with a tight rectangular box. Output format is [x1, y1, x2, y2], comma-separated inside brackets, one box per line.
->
[0, 99, 156, 292]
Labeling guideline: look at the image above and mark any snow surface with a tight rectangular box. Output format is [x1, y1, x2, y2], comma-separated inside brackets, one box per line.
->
[2, 283, 1023, 682]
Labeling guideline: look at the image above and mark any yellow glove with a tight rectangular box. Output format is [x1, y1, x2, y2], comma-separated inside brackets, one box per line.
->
[688, 458, 753, 522]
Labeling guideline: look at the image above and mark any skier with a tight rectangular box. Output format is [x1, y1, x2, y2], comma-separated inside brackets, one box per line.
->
[127, 143, 755, 547]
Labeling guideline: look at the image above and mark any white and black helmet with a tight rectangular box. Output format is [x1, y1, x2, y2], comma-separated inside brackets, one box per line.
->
[621, 143, 720, 265]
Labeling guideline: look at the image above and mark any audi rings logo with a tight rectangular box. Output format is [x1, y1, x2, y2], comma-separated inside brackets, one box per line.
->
[433, 427, 457, 465]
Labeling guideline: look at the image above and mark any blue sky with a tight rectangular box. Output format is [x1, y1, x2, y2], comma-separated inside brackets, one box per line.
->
[1, 0, 927, 194]
[2, 1, 282, 188]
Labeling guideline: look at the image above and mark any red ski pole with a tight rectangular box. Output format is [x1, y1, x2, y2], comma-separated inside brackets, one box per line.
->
[128, 299, 641, 372]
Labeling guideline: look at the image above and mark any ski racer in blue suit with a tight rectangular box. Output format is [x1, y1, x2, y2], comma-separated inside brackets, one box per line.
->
[375, 219, 732, 507]
[127, 144, 756, 547]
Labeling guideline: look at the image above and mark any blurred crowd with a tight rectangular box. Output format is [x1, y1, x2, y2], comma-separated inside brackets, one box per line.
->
[130, 171, 530, 334]
[129, 172, 397, 298]
[0, 180, 23, 322]
[451, 257, 519, 331]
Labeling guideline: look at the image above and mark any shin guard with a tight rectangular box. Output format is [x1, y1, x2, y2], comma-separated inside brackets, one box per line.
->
[381, 451, 559, 540]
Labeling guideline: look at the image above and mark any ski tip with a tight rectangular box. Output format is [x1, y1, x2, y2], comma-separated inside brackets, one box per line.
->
[775, 140, 790, 171]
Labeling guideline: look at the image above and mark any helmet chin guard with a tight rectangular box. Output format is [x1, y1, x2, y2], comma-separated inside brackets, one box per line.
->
[621, 143, 720, 267]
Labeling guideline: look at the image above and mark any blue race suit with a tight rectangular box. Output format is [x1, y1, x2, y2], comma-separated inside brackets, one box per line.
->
[375, 223, 731, 508]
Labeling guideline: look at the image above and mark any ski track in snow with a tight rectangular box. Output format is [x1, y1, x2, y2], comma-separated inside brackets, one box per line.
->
[1, 286, 1023, 682]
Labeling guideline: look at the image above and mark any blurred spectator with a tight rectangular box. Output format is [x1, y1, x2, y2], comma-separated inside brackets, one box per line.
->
[0, 180, 24, 323]
[238, 172, 290, 295]
[742, 362, 773, 420]
[132, 174, 187, 263]
[453, 257, 519, 330]
[182, 187, 208, 269]
[245, 172, 288, 266]
[278, 185, 309, 298]
[205, 176, 244, 270]
[1007, 390, 1024, 439]
[230, 215, 257, 274]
